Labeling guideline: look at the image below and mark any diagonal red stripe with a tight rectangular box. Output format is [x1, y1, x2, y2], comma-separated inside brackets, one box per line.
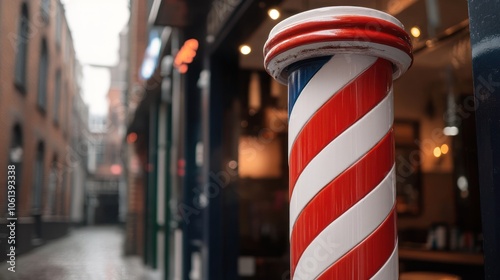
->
[289, 58, 392, 197]
[290, 131, 394, 276]
[315, 208, 397, 280]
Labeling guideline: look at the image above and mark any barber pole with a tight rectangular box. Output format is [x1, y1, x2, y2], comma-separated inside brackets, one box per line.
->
[264, 7, 412, 279]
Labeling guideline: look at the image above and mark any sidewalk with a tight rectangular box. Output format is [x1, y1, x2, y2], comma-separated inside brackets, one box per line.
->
[0, 226, 146, 280]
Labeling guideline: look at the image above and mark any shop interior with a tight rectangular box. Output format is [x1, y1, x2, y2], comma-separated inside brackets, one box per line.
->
[226, 0, 483, 279]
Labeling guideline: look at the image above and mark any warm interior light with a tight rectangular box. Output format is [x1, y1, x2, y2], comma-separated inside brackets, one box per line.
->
[440, 144, 449, 154]
[268, 8, 280, 20]
[240, 45, 251, 55]
[410, 26, 421, 38]
[443, 126, 459, 136]
[174, 38, 199, 74]
[433, 147, 442, 158]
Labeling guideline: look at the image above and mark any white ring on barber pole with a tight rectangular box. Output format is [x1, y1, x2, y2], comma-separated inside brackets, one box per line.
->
[263, 6, 412, 84]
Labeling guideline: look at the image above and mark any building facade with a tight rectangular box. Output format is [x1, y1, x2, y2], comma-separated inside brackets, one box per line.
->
[0, 0, 81, 258]
[69, 64, 89, 226]
[124, 0, 151, 260]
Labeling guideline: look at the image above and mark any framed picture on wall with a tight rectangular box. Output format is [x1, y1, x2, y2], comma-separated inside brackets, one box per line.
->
[394, 119, 422, 215]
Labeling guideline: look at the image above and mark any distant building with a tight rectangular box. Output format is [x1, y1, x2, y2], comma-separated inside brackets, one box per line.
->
[86, 114, 120, 225]
[84, 27, 128, 226]
[0, 0, 81, 258]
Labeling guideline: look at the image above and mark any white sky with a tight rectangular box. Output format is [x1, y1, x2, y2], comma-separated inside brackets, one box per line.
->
[62, 0, 130, 115]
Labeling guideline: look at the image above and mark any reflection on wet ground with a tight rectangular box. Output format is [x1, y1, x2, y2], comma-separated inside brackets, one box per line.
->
[0, 226, 146, 280]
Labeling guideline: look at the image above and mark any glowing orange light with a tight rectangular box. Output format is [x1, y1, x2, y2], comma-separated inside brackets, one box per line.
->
[433, 147, 442, 158]
[178, 64, 188, 74]
[174, 39, 199, 73]
[410, 26, 421, 38]
[127, 132, 138, 143]
[441, 144, 449, 154]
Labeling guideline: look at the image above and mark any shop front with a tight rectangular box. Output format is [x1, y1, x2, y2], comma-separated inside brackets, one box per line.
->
[144, 0, 500, 279]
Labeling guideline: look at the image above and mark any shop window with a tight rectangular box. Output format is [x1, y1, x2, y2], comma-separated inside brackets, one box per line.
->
[37, 40, 49, 111]
[394, 120, 422, 215]
[14, 4, 29, 91]
[236, 70, 289, 261]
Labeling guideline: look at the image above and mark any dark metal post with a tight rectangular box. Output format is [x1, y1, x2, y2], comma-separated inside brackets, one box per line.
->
[467, 1, 500, 279]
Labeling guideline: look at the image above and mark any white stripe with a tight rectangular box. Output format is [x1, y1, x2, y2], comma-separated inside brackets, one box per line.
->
[288, 55, 377, 157]
[370, 240, 399, 280]
[292, 167, 396, 280]
[290, 88, 394, 232]
[267, 41, 411, 84]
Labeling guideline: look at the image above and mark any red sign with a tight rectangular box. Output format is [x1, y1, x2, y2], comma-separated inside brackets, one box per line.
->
[174, 39, 199, 73]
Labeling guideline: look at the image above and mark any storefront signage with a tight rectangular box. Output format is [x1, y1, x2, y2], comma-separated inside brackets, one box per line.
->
[174, 39, 199, 74]
[207, 0, 242, 38]
[140, 29, 162, 79]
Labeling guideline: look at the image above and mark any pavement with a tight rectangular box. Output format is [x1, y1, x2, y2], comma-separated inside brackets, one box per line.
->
[0, 226, 148, 280]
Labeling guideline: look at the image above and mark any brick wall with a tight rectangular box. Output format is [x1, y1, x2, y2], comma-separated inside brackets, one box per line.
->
[0, 0, 77, 221]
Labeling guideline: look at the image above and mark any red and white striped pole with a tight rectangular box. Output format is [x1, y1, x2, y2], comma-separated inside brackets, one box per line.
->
[264, 7, 412, 279]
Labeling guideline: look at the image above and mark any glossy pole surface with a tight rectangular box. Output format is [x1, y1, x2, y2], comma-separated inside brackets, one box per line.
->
[263, 6, 413, 280]
[467, 1, 500, 278]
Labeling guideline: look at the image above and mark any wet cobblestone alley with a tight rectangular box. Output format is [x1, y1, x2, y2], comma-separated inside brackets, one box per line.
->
[0, 226, 146, 280]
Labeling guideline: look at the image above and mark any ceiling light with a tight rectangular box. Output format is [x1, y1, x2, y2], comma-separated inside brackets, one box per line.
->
[433, 147, 442, 158]
[410, 26, 421, 38]
[457, 176, 468, 191]
[240, 45, 251, 55]
[268, 8, 280, 20]
[440, 144, 449, 154]
[443, 126, 459, 136]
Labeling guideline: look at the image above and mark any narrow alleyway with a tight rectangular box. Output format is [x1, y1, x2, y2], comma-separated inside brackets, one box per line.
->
[0, 226, 145, 280]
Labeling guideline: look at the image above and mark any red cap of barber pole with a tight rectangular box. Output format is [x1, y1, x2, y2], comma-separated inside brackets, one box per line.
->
[263, 6, 413, 84]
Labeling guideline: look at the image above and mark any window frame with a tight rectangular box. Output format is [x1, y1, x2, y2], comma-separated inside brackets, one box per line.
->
[53, 70, 61, 124]
[37, 40, 49, 111]
[40, 0, 50, 23]
[14, 4, 30, 92]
